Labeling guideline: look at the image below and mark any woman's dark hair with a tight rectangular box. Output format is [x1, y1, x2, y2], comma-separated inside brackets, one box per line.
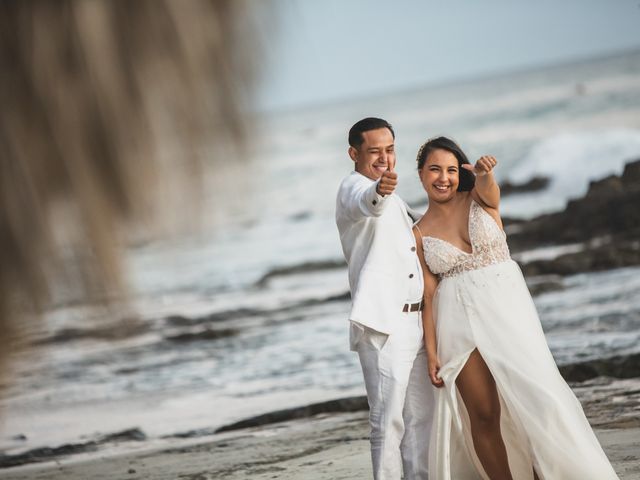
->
[348, 117, 395, 148]
[416, 136, 475, 192]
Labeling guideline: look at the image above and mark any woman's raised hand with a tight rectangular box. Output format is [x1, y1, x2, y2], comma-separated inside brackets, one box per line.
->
[462, 155, 497, 176]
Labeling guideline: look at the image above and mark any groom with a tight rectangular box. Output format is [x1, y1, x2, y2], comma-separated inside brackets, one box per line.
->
[335, 117, 434, 479]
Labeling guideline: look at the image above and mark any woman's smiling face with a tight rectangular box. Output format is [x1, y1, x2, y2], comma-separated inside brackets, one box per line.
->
[420, 148, 460, 203]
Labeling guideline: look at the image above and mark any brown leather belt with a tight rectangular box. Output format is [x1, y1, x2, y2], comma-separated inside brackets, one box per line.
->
[402, 300, 423, 313]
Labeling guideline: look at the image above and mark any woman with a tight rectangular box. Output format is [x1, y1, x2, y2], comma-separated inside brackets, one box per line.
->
[413, 136, 618, 480]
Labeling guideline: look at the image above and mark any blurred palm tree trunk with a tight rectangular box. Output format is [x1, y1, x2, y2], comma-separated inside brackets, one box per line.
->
[0, 0, 265, 391]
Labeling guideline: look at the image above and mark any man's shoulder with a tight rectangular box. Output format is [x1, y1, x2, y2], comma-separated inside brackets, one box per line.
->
[336, 172, 372, 206]
[339, 171, 371, 190]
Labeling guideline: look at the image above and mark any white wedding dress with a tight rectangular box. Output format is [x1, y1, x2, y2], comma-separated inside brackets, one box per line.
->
[420, 199, 618, 480]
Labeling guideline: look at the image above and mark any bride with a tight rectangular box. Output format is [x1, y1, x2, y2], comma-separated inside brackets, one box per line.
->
[412, 136, 619, 480]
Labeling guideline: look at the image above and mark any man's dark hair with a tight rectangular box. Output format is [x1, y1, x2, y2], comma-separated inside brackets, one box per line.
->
[348, 117, 395, 148]
[416, 136, 475, 192]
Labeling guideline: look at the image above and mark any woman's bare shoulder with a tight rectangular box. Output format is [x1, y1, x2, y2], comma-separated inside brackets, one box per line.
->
[470, 189, 503, 229]
[415, 209, 433, 233]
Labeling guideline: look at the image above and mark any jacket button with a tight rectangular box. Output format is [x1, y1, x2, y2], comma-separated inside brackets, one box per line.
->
[372, 199, 378, 205]
[411, 246, 416, 252]
[409, 274, 414, 278]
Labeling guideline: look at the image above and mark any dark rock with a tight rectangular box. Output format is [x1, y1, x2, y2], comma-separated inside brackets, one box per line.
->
[259, 291, 351, 324]
[0, 428, 148, 469]
[115, 366, 141, 375]
[99, 428, 147, 443]
[501, 216, 526, 227]
[165, 309, 260, 327]
[520, 241, 640, 277]
[622, 159, 640, 187]
[288, 211, 312, 222]
[525, 275, 565, 296]
[583, 175, 624, 199]
[560, 352, 640, 383]
[0, 442, 98, 468]
[256, 260, 347, 287]
[165, 314, 195, 326]
[323, 291, 351, 302]
[418, 160, 640, 277]
[32, 321, 148, 346]
[128, 468, 137, 474]
[508, 159, 640, 264]
[163, 427, 218, 439]
[11, 434, 27, 442]
[164, 328, 238, 343]
[215, 395, 369, 433]
[500, 176, 550, 195]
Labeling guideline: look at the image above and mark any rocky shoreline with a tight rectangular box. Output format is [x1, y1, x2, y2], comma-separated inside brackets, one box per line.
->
[508, 159, 640, 249]
[508, 159, 640, 277]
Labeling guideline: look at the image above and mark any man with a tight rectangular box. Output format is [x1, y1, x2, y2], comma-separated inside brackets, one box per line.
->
[335, 117, 434, 479]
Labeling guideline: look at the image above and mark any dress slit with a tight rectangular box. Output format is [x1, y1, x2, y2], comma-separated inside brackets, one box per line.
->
[445, 346, 540, 480]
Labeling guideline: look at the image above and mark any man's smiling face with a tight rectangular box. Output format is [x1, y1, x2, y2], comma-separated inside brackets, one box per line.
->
[349, 128, 396, 181]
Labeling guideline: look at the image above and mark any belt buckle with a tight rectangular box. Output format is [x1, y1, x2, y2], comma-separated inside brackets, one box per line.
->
[403, 301, 422, 313]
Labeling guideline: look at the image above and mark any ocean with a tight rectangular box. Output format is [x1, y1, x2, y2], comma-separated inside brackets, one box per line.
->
[2, 49, 640, 459]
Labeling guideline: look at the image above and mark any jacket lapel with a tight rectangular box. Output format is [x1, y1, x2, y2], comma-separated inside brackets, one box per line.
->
[398, 197, 423, 227]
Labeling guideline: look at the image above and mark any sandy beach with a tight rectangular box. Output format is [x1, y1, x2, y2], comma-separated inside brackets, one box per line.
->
[1, 376, 638, 480]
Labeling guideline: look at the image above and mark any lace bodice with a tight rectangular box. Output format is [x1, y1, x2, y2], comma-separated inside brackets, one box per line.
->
[421, 200, 510, 278]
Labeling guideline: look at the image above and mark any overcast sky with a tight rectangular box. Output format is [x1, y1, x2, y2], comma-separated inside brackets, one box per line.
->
[256, 0, 640, 111]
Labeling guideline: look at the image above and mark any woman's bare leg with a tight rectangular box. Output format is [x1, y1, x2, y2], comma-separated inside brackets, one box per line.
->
[456, 348, 513, 480]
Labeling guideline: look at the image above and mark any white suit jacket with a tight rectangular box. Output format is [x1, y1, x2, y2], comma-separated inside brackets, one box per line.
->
[335, 171, 424, 335]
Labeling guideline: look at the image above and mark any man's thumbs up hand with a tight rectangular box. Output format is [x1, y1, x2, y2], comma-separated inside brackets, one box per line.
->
[376, 164, 398, 196]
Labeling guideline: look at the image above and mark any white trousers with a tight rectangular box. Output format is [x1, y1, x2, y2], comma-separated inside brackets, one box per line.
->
[351, 312, 435, 480]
